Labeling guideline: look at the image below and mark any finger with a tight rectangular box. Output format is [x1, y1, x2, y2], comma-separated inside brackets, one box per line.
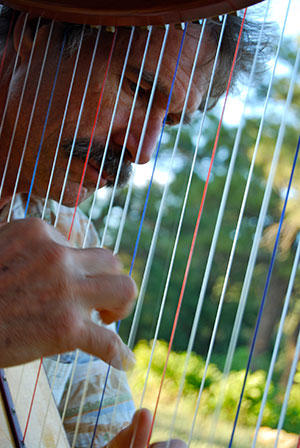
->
[69, 247, 122, 276]
[75, 274, 137, 316]
[106, 409, 152, 448]
[78, 322, 136, 371]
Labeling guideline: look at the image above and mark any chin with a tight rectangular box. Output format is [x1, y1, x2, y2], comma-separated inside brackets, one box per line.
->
[42, 179, 90, 207]
[59, 186, 94, 207]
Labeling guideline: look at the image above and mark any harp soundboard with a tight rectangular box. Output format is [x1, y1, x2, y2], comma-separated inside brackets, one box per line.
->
[0, 0, 299, 447]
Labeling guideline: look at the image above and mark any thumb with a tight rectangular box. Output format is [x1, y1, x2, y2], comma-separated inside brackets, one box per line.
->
[106, 408, 152, 448]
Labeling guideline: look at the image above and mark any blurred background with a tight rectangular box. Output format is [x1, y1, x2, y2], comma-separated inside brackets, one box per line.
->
[80, 0, 300, 445]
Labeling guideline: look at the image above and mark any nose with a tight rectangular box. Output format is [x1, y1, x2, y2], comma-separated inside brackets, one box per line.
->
[112, 108, 164, 165]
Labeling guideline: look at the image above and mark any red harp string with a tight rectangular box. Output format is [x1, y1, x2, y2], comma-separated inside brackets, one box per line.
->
[145, 8, 247, 446]
[22, 26, 117, 442]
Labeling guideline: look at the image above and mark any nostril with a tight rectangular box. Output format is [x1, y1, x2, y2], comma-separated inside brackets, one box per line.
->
[124, 148, 134, 162]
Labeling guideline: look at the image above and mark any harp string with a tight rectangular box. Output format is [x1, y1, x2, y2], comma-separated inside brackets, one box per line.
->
[67, 28, 118, 241]
[74, 25, 170, 447]
[3, 1, 296, 446]
[69, 25, 155, 448]
[170, 3, 271, 444]
[7, 20, 55, 222]
[193, 5, 285, 443]
[127, 19, 206, 351]
[0, 13, 34, 198]
[53, 28, 120, 448]
[41, 25, 86, 220]
[39, 27, 87, 448]
[99, 26, 153, 246]
[252, 169, 300, 444]
[0, 12, 28, 144]
[4, 22, 53, 416]
[39, 348, 62, 447]
[81, 24, 136, 248]
[54, 26, 102, 226]
[70, 27, 136, 448]
[228, 135, 300, 447]
[0, 9, 14, 81]
[54, 26, 154, 447]
[275, 310, 300, 447]
[112, 25, 170, 255]
[250, 46, 300, 447]
[209, 0, 294, 438]
[133, 16, 227, 437]
[0, 14, 55, 439]
[90, 24, 189, 448]
[51, 25, 157, 448]
[127, 24, 188, 279]
[108, 20, 205, 440]
[146, 11, 247, 446]
[22, 27, 66, 443]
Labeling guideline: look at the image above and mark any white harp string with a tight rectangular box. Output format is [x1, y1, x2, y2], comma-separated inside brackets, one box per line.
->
[0, 14, 37, 199]
[135, 16, 227, 419]
[52, 25, 154, 446]
[82, 25, 136, 248]
[252, 178, 300, 445]
[168, 3, 271, 442]
[1, 1, 299, 446]
[209, 0, 293, 439]
[41, 25, 86, 220]
[109, 20, 206, 437]
[7, 20, 55, 222]
[38, 27, 86, 447]
[0, 13, 28, 144]
[100, 26, 153, 247]
[54, 26, 102, 227]
[275, 327, 300, 447]
[69, 26, 139, 448]
[127, 20, 207, 350]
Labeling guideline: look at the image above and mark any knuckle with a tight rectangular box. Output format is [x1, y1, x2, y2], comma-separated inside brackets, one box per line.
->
[120, 276, 137, 303]
[42, 242, 68, 267]
[99, 249, 122, 273]
[55, 309, 80, 349]
[25, 218, 49, 240]
[104, 333, 121, 359]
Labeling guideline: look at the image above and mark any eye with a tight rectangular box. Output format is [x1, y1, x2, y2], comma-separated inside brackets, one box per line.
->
[165, 112, 191, 126]
[129, 80, 146, 98]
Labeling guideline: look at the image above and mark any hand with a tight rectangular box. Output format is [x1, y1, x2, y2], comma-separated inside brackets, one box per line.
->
[105, 409, 187, 448]
[0, 218, 137, 369]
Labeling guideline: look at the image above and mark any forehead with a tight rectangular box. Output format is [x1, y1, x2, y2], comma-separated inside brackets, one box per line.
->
[110, 24, 215, 112]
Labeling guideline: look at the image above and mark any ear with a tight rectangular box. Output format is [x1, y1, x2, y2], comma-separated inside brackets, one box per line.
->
[13, 12, 41, 60]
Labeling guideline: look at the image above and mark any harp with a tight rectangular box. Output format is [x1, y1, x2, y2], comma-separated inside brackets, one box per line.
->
[0, 0, 299, 446]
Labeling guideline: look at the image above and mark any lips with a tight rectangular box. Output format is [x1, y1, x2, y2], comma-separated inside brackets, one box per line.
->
[87, 157, 116, 185]
[85, 159, 109, 188]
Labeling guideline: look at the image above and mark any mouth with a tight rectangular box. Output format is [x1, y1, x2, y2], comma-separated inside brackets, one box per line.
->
[62, 138, 133, 190]
[87, 157, 115, 186]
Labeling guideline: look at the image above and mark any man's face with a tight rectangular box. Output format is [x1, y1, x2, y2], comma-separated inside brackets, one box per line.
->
[0, 18, 214, 206]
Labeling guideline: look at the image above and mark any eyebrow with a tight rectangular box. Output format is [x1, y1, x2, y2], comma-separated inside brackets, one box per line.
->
[128, 65, 194, 126]
[127, 65, 170, 98]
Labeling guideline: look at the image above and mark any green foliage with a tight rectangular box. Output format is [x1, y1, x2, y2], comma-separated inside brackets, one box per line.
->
[131, 340, 300, 433]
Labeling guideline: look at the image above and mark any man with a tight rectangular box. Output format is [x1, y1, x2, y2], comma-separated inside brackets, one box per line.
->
[0, 5, 265, 446]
